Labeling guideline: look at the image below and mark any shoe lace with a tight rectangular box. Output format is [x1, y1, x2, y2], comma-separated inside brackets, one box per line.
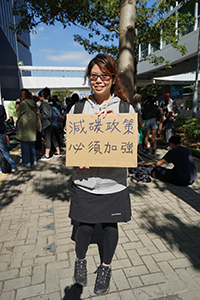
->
[94, 265, 110, 284]
[76, 260, 86, 276]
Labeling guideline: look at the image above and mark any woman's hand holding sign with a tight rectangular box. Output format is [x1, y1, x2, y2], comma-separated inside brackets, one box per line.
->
[96, 109, 114, 119]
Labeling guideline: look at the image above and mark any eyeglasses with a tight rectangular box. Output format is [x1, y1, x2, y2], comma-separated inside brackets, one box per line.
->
[89, 73, 113, 81]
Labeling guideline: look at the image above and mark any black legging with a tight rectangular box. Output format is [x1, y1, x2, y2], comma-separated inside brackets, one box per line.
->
[44, 125, 59, 150]
[75, 222, 118, 265]
[44, 125, 52, 149]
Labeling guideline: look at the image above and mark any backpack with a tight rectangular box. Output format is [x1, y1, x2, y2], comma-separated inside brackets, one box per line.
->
[74, 98, 131, 114]
[51, 106, 61, 128]
[0, 149, 11, 173]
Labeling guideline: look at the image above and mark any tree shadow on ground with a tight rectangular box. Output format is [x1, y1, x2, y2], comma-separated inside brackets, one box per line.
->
[0, 169, 34, 210]
[32, 159, 73, 202]
[129, 175, 200, 270]
[153, 178, 200, 215]
[128, 176, 150, 197]
[62, 283, 83, 300]
[34, 154, 72, 200]
[140, 206, 200, 270]
[0, 154, 73, 211]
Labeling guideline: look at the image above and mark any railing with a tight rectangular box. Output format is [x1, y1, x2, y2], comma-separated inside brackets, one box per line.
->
[19, 66, 86, 78]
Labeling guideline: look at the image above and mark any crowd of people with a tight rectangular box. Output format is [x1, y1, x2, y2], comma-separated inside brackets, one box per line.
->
[0, 87, 80, 171]
[131, 91, 180, 154]
[0, 53, 197, 296]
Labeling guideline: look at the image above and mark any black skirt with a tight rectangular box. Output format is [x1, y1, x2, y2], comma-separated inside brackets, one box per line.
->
[69, 183, 131, 224]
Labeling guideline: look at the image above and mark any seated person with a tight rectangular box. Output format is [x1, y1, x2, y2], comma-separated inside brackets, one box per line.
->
[152, 136, 197, 186]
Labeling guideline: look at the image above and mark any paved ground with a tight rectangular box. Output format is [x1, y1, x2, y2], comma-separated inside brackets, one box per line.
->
[0, 145, 200, 300]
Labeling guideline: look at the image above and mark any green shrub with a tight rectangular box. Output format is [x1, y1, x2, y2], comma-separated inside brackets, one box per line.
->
[156, 116, 200, 158]
[190, 149, 200, 159]
[174, 117, 200, 141]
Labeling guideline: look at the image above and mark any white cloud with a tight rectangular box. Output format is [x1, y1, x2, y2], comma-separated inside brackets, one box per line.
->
[30, 26, 50, 40]
[38, 26, 45, 31]
[46, 51, 92, 66]
[41, 48, 54, 55]
[34, 48, 54, 58]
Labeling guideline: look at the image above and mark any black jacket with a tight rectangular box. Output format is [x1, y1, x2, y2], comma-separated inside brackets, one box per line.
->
[142, 103, 162, 121]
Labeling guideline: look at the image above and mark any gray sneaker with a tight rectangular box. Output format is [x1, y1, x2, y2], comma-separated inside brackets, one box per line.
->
[25, 163, 31, 168]
[74, 259, 87, 287]
[94, 265, 111, 295]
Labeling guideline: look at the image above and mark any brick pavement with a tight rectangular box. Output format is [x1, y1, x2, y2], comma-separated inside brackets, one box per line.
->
[0, 146, 200, 300]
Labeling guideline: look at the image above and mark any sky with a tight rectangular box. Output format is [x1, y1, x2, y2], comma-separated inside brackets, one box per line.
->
[30, 0, 156, 68]
[30, 23, 99, 68]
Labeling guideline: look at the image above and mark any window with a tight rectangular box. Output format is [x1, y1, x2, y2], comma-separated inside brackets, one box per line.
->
[178, 3, 194, 35]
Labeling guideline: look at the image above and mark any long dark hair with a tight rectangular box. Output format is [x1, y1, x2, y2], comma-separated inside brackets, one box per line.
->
[19, 89, 32, 100]
[38, 90, 48, 99]
[84, 53, 129, 101]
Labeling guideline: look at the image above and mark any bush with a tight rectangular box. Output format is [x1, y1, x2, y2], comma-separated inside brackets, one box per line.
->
[190, 149, 200, 159]
[174, 117, 200, 141]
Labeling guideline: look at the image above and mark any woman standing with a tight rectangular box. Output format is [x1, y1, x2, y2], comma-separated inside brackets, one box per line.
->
[69, 53, 135, 295]
[142, 95, 162, 154]
[16, 89, 37, 167]
[38, 90, 61, 160]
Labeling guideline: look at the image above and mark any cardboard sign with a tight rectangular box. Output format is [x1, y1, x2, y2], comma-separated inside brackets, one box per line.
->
[66, 113, 137, 167]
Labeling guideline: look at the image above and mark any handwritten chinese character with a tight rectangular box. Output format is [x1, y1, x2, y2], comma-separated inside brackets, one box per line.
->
[123, 119, 134, 135]
[104, 142, 117, 153]
[68, 142, 85, 154]
[89, 118, 104, 133]
[88, 141, 102, 154]
[105, 119, 121, 133]
[69, 120, 87, 135]
[121, 142, 133, 154]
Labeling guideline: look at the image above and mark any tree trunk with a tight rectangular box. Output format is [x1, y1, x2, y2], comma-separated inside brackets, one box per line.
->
[118, 0, 136, 102]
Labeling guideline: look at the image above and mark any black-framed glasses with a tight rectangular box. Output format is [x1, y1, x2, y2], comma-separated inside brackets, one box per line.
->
[89, 73, 113, 81]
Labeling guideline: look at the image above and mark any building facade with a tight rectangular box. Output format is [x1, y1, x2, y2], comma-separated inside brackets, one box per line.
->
[0, 0, 32, 101]
[137, 0, 200, 109]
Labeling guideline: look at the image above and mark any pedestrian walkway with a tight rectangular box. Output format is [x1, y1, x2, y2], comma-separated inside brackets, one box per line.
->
[0, 146, 200, 300]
